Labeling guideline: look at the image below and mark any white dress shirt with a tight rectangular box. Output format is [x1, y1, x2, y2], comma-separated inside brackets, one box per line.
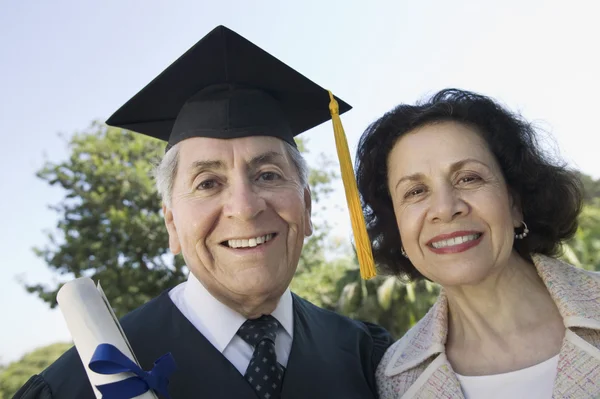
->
[455, 355, 559, 399]
[169, 273, 294, 375]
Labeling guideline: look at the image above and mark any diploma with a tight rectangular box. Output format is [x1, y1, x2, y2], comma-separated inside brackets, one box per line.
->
[57, 277, 159, 399]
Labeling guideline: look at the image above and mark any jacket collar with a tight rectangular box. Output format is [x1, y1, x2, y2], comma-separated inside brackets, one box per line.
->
[385, 254, 600, 377]
[533, 254, 600, 330]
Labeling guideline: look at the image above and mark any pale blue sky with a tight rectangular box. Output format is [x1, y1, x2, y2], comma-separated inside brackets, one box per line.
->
[1, 0, 599, 364]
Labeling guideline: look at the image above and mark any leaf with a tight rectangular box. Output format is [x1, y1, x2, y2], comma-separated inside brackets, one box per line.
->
[377, 277, 397, 310]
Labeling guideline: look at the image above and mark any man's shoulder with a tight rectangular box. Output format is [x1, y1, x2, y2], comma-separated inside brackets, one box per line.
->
[119, 290, 175, 332]
[16, 291, 176, 398]
[292, 293, 394, 346]
[28, 344, 92, 398]
[292, 292, 366, 327]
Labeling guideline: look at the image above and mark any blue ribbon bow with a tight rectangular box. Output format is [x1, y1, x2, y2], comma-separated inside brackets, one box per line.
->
[89, 343, 176, 399]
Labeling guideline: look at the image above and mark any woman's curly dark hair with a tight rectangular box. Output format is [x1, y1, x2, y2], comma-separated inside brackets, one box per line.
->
[355, 88, 583, 280]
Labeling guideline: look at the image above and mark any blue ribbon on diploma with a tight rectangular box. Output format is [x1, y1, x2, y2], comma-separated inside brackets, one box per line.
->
[89, 343, 176, 399]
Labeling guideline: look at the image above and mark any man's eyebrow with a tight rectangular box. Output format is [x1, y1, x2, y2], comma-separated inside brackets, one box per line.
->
[247, 151, 287, 170]
[188, 159, 225, 173]
[185, 151, 286, 178]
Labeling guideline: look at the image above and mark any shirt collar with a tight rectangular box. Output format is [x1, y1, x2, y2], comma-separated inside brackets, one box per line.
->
[183, 272, 294, 353]
[270, 285, 294, 338]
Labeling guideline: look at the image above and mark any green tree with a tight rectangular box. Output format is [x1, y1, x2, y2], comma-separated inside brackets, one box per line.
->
[294, 139, 339, 272]
[292, 254, 440, 339]
[562, 202, 600, 271]
[26, 123, 186, 317]
[562, 173, 600, 271]
[291, 256, 356, 310]
[338, 273, 439, 338]
[0, 343, 71, 399]
[576, 171, 600, 204]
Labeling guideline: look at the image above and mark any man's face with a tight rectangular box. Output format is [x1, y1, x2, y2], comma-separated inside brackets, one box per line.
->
[164, 136, 312, 309]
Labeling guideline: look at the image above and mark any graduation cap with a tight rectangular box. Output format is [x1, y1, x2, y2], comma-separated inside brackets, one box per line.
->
[106, 25, 376, 279]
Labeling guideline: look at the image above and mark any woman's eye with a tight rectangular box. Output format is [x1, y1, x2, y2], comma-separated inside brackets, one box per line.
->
[405, 187, 425, 198]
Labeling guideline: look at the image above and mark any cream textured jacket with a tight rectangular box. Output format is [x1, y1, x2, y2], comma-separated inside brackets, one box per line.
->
[376, 255, 600, 398]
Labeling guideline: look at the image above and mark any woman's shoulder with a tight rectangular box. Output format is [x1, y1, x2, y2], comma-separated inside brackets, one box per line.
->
[375, 295, 448, 396]
[533, 254, 600, 288]
[375, 327, 433, 399]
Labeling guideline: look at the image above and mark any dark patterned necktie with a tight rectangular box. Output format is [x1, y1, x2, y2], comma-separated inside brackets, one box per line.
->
[237, 315, 284, 399]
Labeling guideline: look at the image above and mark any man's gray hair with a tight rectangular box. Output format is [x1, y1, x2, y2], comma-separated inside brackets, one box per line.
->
[154, 141, 309, 207]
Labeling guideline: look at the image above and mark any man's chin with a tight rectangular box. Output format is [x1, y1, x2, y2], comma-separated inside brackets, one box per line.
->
[231, 275, 288, 298]
[223, 281, 288, 317]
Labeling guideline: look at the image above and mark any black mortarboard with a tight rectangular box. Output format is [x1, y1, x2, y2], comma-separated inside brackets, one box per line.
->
[105, 25, 377, 280]
[105, 25, 351, 149]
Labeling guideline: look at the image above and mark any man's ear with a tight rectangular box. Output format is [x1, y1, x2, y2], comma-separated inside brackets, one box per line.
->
[163, 203, 182, 255]
[303, 186, 313, 237]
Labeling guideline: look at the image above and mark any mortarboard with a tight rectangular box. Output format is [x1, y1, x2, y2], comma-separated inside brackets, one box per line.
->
[106, 25, 376, 279]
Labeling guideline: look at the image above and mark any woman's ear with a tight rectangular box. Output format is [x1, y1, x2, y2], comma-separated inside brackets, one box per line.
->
[509, 190, 524, 228]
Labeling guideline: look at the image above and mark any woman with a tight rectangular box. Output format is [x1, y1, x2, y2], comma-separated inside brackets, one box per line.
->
[355, 89, 600, 398]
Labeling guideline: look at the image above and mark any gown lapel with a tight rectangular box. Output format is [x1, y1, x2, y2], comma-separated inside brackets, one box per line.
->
[129, 293, 258, 398]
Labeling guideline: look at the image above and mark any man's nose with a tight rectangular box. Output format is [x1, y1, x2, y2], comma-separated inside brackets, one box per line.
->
[222, 178, 267, 221]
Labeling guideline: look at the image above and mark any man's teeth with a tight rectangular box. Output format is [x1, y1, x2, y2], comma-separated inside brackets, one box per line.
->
[228, 234, 274, 248]
[431, 234, 480, 249]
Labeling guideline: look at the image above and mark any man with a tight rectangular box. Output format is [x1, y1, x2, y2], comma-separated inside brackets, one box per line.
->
[16, 25, 392, 398]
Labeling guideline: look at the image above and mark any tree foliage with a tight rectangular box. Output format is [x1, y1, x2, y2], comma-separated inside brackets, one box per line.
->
[0, 343, 71, 399]
[27, 123, 186, 317]
[294, 139, 339, 272]
[562, 203, 600, 271]
[561, 173, 600, 271]
[291, 254, 439, 338]
[576, 171, 600, 204]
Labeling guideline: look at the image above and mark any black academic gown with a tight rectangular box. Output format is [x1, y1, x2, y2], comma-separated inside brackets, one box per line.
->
[14, 291, 393, 399]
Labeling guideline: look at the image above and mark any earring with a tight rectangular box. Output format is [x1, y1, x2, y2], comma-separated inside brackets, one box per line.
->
[401, 246, 408, 257]
[515, 221, 529, 239]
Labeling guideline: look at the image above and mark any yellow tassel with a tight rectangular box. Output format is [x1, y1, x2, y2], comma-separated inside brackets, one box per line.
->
[328, 91, 377, 280]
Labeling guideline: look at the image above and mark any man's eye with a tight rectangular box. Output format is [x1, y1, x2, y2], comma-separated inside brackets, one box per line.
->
[458, 175, 481, 184]
[197, 179, 218, 190]
[258, 172, 281, 181]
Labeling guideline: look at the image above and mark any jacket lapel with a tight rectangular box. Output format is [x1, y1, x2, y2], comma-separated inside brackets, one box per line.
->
[402, 354, 464, 399]
[280, 295, 379, 399]
[279, 296, 318, 399]
[553, 330, 600, 398]
[534, 255, 600, 330]
[383, 295, 447, 376]
[383, 294, 463, 398]
[282, 295, 366, 398]
[130, 293, 258, 398]
[534, 255, 600, 398]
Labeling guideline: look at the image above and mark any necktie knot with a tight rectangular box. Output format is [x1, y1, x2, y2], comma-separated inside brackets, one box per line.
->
[237, 315, 280, 347]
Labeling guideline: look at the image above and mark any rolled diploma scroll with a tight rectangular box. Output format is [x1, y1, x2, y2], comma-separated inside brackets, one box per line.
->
[57, 277, 158, 399]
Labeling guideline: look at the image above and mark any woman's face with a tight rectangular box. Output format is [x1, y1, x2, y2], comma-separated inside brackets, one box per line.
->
[387, 121, 523, 287]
